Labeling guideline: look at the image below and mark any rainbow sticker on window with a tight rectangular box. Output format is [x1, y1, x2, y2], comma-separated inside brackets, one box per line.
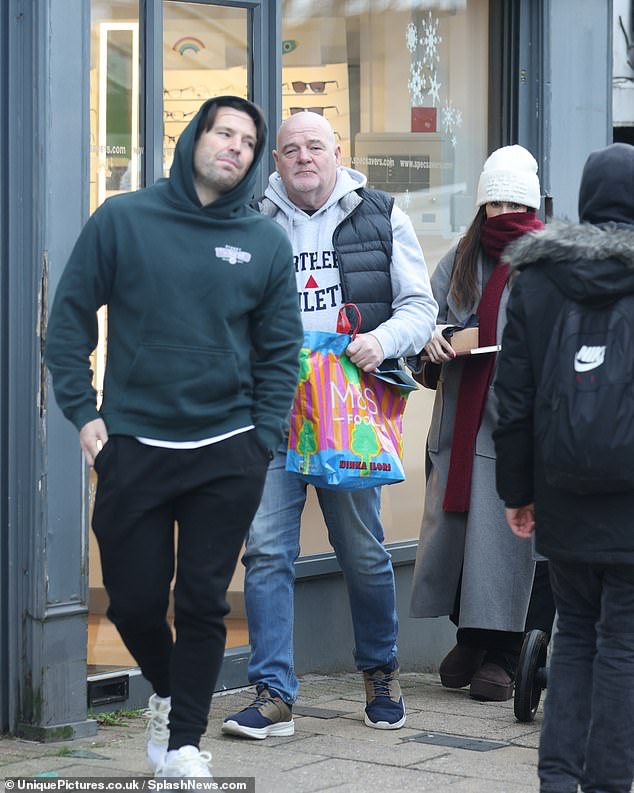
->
[172, 36, 206, 56]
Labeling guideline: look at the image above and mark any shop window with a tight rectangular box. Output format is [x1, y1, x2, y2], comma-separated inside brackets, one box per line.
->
[88, 0, 141, 670]
[162, 2, 248, 175]
[90, 4, 140, 215]
[281, 0, 490, 550]
[613, 0, 634, 145]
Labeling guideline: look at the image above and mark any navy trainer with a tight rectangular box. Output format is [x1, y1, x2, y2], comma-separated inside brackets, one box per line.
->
[222, 687, 295, 739]
[363, 664, 406, 729]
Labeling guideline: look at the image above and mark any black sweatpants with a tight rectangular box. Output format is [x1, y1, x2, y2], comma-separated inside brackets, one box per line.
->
[92, 432, 269, 749]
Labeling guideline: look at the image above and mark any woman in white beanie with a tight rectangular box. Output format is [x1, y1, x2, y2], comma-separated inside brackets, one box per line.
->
[409, 145, 551, 702]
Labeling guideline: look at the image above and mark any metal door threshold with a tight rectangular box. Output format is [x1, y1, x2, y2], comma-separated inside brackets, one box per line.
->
[87, 646, 251, 713]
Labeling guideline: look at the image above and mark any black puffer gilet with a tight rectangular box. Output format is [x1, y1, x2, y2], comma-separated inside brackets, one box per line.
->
[334, 188, 394, 333]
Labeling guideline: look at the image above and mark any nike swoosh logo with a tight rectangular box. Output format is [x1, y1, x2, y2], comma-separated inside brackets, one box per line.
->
[574, 358, 603, 373]
[574, 346, 605, 373]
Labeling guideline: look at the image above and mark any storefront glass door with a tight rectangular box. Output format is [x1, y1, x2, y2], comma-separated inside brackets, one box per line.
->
[88, 0, 252, 671]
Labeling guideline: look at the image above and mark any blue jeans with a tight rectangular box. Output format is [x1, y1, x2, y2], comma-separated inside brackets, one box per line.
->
[243, 448, 399, 704]
[539, 561, 634, 793]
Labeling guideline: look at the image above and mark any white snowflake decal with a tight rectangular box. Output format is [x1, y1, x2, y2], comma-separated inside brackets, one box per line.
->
[441, 100, 455, 132]
[405, 22, 418, 54]
[399, 189, 412, 211]
[403, 12, 463, 148]
[408, 61, 426, 106]
[441, 99, 462, 148]
[427, 72, 442, 106]
[421, 11, 442, 67]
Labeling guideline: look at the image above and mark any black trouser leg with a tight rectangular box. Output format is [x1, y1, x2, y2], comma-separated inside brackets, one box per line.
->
[92, 437, 176, 696]
[525, 560, 556, 638]
[92, 432, 269, 749]
[167, 451, 267, 748]
[455, 627, 524, 676]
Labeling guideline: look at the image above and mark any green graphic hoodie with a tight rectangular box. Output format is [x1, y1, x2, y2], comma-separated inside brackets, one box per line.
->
[45, 98, 302, 453]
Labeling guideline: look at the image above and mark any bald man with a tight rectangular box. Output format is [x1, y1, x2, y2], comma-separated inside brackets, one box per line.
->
[222, 111, 437, 739]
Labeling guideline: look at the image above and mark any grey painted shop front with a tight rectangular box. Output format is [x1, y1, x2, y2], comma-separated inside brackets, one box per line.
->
[0, 0, 612, 737]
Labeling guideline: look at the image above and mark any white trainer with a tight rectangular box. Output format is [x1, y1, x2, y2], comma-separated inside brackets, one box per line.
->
[156, 745, 213, 778]
[144, 693, 171, 772]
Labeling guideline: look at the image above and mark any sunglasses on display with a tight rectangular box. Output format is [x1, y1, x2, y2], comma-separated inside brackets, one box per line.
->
[289, 106, 339, 116]
[164, 109, 198, 121]
[283, 80, 339, 94]
[164, 134, 178, 145]
[163, 85, 214, 99]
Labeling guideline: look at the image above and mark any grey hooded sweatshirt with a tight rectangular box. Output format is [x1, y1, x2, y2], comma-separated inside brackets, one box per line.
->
[261, 166, 437, 360]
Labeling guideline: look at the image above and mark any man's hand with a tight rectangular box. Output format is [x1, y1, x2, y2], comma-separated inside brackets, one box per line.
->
[79, 418, 109, 467]
[345, 333, 385, 373]
[505, 504, 535, 539]
[424, 324, 456, 364]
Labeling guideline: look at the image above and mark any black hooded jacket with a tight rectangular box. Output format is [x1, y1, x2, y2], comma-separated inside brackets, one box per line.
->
[46, 97, 303, 452]
[493, 143, 634, 563]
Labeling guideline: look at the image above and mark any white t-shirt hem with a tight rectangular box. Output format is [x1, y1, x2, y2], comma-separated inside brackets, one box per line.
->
[135, 425, 254, 450]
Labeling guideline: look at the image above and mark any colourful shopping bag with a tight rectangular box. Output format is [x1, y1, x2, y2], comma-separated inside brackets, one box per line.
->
[286, 307, 417, 490]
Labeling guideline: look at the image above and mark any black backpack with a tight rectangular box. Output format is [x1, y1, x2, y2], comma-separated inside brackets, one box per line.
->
[535, 293, 634, 493]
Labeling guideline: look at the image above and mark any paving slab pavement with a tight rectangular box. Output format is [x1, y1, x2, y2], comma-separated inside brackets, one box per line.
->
[0, 671, 549, 792]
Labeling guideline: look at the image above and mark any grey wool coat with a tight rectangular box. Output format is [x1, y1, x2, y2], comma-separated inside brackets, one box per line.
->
[409, 245, 535, 631]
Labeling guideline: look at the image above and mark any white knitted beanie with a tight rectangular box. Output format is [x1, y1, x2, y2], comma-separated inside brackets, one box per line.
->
[476, 145, 541, 209]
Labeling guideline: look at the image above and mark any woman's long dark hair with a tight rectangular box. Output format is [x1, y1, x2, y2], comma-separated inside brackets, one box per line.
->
[449, 205, 487, 310]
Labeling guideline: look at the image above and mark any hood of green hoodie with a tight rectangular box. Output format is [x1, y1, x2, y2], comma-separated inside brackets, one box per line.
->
[165, 96, 267, 216]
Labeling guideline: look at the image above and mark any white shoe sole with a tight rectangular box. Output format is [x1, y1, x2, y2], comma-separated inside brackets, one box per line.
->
[147, 745, 168, 772]
[364, 711, 406, 730]
[221, 718, 295, 740]
[156, 769, 212, 778]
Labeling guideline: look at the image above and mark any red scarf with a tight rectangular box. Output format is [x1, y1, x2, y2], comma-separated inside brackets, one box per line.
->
[443, 211, 544, 513]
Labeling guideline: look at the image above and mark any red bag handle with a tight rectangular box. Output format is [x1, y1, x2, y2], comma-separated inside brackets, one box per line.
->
[336, 303, 362, 338]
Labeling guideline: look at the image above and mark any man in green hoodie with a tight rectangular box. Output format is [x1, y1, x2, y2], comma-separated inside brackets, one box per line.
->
[45, 97, 302, 778]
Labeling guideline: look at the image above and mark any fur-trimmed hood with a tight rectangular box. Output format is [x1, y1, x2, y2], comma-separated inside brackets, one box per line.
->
[503, 220, 634, 304]
[504, 221, 634, 268]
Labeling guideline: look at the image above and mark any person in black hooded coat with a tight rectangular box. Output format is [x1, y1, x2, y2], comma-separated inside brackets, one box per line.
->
[494, 142, 634, 793]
